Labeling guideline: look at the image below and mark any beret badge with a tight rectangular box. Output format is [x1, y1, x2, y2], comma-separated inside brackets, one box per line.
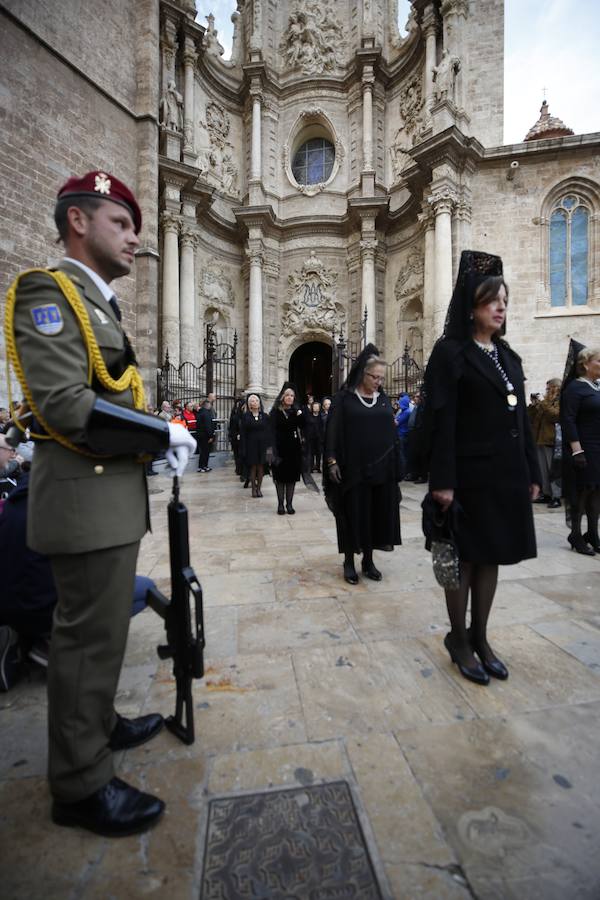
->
[94, 173, 111, 195]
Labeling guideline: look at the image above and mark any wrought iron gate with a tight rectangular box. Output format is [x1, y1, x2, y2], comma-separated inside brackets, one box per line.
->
[386, 343, 423, 399]
[156, 323, 237, 451]
[331, 308, 367, 392]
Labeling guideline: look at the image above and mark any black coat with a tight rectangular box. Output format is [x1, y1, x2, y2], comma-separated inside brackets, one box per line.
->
[324, 389, 402, 554]
[428, 339, 541, 564]
[269, 407, 304, 483]
[240, 410, 270, 466]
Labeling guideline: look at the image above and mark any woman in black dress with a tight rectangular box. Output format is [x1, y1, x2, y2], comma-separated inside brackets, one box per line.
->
[240, 393, 269, 498]
[561, 344, 600, 554]
[324, 345, 402, 585]
[269, 383, 305, 515]
[424, 251, 541, 685]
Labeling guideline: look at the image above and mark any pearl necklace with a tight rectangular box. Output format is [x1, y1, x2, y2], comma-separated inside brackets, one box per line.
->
[354, 389, 379, 408]
[578, 377, 600, 392]
[473, 340, 518, 410]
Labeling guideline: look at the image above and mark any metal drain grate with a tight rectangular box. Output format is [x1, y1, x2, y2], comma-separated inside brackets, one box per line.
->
[201, 780, 382, 899]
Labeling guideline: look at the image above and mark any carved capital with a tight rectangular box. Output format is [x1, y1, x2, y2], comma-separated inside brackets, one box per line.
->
[180, 226, 199, 248]
[362, 67, 375, 89]
[160, 212, 181, 234]
[428, 189, 458, 215]
[246, 244, 264, 266]
[360, 239, 378, 260]
[182, 47, 197, 68]
[441, 0, 468, 18]
[455, 199, 472, 223]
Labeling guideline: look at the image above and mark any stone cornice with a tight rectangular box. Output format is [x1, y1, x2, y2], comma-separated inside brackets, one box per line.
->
[482, 132, 600, 162]
[401, 126, 484, 198]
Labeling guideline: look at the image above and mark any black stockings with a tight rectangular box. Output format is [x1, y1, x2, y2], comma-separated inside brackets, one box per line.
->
[585, 488, 600, 543]
[444, 562, 499, 667]
[249, 464, 264, 496]
[285, 483, 295, 509]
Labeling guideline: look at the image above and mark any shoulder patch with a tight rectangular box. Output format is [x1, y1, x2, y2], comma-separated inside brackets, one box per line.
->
[30, 303, 64, 335]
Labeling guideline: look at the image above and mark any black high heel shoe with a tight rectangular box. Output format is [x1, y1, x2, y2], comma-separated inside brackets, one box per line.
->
[583, 532, 600, 553]
[467, 629, 509, 680]
[443, 634, 489, 686]
[361, 561, 382, 581]
[343, 561, 359, 585]
[567, 533, 595, 555]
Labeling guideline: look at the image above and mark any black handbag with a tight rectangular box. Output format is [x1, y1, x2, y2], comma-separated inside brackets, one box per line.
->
[422, 494, 461, 591]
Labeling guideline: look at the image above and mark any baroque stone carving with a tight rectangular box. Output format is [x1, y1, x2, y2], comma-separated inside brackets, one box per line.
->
[160, 80, 183, 132]
[203, 13, 225, 59]
[390, 75, 426, 183]
[280, 2, 346, 76]
[199, 262, 235, 309]
[433, 49, 461, 104]
[197, 101, 240, 198]
[395, 251, 424, 304]
[281, 251, 345, 337]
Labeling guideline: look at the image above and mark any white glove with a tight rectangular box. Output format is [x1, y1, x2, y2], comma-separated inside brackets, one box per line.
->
[166, 423, 197, 476]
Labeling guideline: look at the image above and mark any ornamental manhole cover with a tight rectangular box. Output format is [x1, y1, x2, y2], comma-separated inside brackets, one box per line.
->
[201, 780, 382, 899]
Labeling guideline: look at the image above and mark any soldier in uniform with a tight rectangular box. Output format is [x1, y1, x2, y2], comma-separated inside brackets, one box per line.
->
[5, 171, 197, 836]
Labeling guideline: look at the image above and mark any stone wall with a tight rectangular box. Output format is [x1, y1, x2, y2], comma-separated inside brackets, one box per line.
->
[462, 0, 504, 147]
[0, 7, 143, 406]
[471, 143, 600, 392]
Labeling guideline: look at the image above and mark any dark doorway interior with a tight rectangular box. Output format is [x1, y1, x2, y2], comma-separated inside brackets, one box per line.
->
[288, 341, 332, 403]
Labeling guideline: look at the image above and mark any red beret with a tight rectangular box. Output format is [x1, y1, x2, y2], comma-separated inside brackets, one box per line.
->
[57, 171, 142, 234]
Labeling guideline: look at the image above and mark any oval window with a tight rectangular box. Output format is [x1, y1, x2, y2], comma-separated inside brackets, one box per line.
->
[291, 138, 335, 186]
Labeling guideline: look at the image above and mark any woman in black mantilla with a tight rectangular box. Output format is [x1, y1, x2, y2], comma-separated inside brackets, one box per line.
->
[560, 341, 600, 554]
[239, 393, 269, 498]
[323, 345, 402, 585]
[423, 250, 541, 685]
[268, 383, 305, 515]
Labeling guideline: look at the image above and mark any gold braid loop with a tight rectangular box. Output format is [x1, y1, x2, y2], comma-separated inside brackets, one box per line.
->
[4, 268, 146, 457]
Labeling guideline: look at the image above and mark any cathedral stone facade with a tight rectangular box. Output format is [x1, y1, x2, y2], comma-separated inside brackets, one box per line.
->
[1, 0, 599, 406]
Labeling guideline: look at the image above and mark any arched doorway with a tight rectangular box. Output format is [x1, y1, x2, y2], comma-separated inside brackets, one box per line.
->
[288, 341, 332, 402]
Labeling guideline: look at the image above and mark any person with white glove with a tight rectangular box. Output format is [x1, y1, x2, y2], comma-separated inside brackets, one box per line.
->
[167, 422, 197, 476]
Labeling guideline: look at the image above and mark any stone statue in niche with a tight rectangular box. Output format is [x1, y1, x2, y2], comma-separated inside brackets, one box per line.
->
[160, 80, 183, 131]
[281, 3, 346, 76]
[221, 153, 239, 195]
[281, 251, 345, 337]
[199, 262, 235, 309]
[203, 13, 225, 59]
[197, 101, 240, 197]
[395, 251, 424, 303]
[390, 128, 412, 183]
[432, 49, 461, 104]
[406, 323, 424, 366]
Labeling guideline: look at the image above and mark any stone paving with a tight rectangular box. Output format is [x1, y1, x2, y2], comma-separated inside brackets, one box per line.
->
[2, 459, 600, 899]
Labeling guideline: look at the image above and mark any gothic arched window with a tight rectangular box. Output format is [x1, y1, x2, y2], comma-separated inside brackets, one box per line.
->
[549, 195, 590, 307]
[291, 138, 335, 186]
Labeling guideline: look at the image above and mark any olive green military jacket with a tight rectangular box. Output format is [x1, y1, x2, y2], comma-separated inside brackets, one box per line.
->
[13, 260, 148, 555]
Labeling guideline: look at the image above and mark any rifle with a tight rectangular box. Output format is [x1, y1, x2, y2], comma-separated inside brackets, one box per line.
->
[146, 475, 205, 745]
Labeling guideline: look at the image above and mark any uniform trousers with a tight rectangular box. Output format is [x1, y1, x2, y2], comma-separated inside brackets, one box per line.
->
[536, 445, 561, 499]
[48, 540, 140, 802]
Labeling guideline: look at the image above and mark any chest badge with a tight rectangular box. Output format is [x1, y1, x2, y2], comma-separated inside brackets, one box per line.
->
[30, 304, 63, 335]
[93, 307, 110, 325]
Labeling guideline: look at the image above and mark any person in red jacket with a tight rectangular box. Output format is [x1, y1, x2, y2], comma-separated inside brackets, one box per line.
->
[182, 400, 197, 432]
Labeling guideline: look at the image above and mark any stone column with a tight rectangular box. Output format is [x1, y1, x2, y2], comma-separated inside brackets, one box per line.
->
[179, 226, 198, 363]
[429, 191, 456, 339]
[182, 36, 197, 163]
[247, 243, 264, 393]
[161, 212, 181, 368]
[422, 6, 438, 109]
[418, 205, 437, 353]
[362, 68, 375, 173]
[251, 87, 262, 181]
[360, 239, 377, 345]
